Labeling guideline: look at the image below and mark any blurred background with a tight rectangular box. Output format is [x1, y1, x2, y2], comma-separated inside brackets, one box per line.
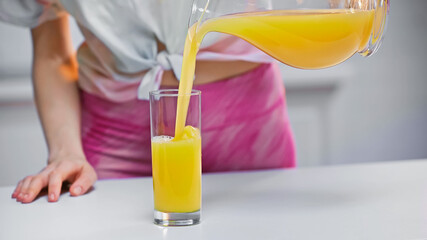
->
[1, 0, 426, 186]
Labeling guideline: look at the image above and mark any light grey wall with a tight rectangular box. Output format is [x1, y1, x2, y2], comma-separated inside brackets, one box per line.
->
[282, 0, 427, 165]
[328, 0, 427, 164]
[0, 23, 32, 78]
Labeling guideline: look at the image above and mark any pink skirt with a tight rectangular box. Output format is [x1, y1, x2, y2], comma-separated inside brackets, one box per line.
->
[81, 63, 296, 179]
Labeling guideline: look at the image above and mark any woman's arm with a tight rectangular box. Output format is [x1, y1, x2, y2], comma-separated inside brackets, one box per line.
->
[12, 15, 97, 203]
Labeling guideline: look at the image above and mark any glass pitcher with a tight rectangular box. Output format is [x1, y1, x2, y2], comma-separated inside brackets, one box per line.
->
[188, 0, 389, 69]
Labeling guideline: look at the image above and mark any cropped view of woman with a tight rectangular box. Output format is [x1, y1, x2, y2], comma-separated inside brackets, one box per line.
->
[0, 0, 295, 203]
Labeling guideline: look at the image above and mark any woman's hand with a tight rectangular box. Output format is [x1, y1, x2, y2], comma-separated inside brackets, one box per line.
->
[12, 15, 96, 204]
[12, 155, 97, 203]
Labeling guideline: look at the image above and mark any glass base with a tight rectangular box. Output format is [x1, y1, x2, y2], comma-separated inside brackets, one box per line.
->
[154, 209, 200, 226]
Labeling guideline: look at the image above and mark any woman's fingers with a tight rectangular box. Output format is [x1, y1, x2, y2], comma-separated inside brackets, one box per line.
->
[14, 168, 51, 203]
[11, 180, 23, 199]
[16, 176, 33, 202]
[70, 165, 97, 196]
[20, 175, 48, 203]
[46, 161, 79, 202]
[12, 158, 97, 203]
[47, 160, 90, 200]
[47, 170, 64, 202]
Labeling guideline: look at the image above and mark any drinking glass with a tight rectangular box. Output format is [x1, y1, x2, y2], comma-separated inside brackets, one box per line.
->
[149, 89, 202, 226]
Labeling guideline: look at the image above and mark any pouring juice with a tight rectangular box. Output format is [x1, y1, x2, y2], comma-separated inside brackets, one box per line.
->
[152, 8, 379, 225]
[175, 9, 375, 135]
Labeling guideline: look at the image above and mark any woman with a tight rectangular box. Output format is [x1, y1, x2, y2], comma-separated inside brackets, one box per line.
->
[1, 0, 295, 203]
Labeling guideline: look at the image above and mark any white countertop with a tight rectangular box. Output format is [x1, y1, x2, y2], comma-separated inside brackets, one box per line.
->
[1, 160, 426, 240]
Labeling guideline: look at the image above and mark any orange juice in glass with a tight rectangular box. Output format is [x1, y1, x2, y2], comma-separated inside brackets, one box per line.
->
[149, 89, 201, 226]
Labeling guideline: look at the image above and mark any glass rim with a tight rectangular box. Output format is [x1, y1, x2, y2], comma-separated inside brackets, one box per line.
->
[149, 89, 201, 97]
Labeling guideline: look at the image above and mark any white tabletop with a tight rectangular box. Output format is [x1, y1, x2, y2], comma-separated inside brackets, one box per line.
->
[1, 160, 426, 240]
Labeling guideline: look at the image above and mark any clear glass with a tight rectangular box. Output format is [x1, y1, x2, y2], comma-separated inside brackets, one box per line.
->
[189, 0, 390, 68]
[149, 89, 202, 226]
